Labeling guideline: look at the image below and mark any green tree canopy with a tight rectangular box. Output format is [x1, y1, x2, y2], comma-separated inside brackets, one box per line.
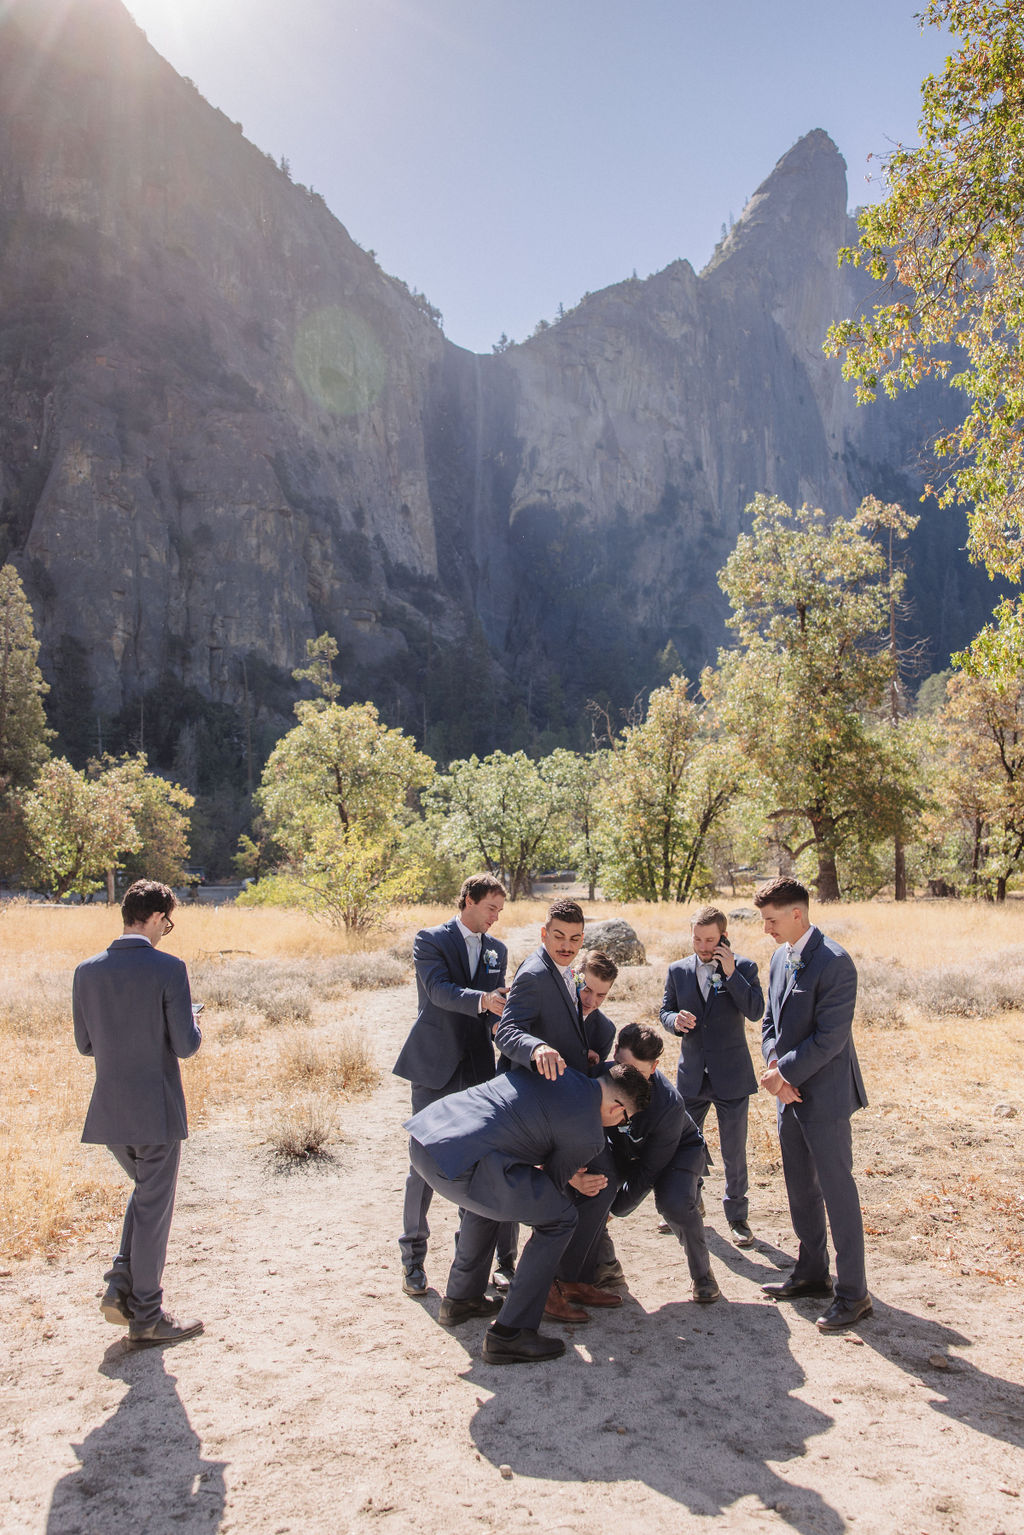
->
[825, 0, 1024, 663]
[704, 495, 922, 900]
[424, 751, 566, 900]
[0, 564, 52, 794]
[22, 758, 140, 899]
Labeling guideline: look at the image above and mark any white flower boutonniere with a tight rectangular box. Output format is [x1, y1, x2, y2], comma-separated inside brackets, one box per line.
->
[483, 947, 500, 973]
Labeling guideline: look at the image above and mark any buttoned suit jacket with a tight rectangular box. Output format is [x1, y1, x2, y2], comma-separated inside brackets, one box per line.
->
[73, 938, 201, 1144]
[761, 927, 867, 1122]
[609, 1068, 706, 1216]
[660, 953, 763, 1099]
[405, 1066, 606, 1204]
[392, 919, 508, 1093]
[494, 946, 590, 1075]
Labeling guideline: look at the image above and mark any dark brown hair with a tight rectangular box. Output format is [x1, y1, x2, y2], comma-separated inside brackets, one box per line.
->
[753, 877, 810, 910]
[692, 904, 727, 932]
[616, 1022, 664, 1062]
[458, 873, 508, 909]
[546, 897, 585, 928]
[606, 1061, 651, 1115]
[122, 879, 176, 927]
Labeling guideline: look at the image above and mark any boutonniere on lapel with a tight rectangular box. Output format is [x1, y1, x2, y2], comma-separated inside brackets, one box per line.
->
[708, 971, 724, 995]
[483, 947, 500, 974]
[784, 954, 804, 980]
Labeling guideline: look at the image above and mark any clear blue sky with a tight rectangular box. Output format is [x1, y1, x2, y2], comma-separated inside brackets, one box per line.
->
[120, 0, 950, 354]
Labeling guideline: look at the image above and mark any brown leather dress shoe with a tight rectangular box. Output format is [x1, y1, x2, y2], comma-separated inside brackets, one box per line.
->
[543, 1280, 589, 1322]
[557, 1279, 623, 1309]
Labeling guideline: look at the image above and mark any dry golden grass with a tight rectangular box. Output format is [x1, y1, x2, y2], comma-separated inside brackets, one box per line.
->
[1, 896, 1021, 1284]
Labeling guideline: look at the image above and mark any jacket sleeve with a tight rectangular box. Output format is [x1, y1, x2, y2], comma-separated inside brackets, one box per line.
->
[775, 952, 858, 1087]
[493, 968, 548, 1069]
[659, 967, 681, 1036]
[545, 1128, 606, 1193]
[611, 1102, 699, 1216]
[165, 959, 202, 1059]
[414, 929, 484, 1017]
[72, 968, 93, 1057]
[761, 962, 779, 1065]
[585, 1008, 615, 1060]
[725, 958, 764, 1021]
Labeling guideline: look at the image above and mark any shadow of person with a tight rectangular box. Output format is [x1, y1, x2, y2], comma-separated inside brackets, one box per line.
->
[466, 1298, 844, 1533]
[46, 1341, 226, 1535]
[706, 1226, 797, 1281]
[855, 1294, 1024, 1450]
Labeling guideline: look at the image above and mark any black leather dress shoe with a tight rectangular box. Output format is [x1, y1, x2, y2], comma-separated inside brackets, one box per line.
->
[438, 1295, 503, 1324]
[402, 1265, 428, 1297]
[100, 1284, 132, 1326]
[481, 1327, 566, 1364]
[816, 1295, 873, 1332]
[691, 1274, 721, 1303]
[491, 1263, 515, 1293]
[762, 1276, 834, 1300]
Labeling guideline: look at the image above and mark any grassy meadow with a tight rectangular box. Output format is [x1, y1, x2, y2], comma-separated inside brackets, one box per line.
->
[0, 896, 1021, 1286]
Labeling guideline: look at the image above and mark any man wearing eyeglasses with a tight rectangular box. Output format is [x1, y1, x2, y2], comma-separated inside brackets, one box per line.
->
[73, 878, 203, 1345]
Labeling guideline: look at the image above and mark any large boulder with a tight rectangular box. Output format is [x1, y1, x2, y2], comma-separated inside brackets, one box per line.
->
[584, 919, 646, 967]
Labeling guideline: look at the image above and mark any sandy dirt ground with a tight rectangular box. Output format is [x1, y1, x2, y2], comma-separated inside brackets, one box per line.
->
[2, 978, 1023, 1535]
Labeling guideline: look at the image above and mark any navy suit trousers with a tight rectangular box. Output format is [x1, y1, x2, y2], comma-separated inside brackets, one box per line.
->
[409, 1140, 577, 1332]
[778, 1108, 867, 1302]
[400, 1080, 516, 1271]
[105, 1142, 181, 1326]
[685, 1083, 750, 1222]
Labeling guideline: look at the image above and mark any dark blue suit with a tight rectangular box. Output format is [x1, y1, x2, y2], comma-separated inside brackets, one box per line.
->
[587, 1069, 712, 1284]
[73, 936, 201, 1326]
[494, 946, 590, 1075]
[661, 953, 763, 1223]
[762, 927, 868, 1301]
[393, 919, 508, 1270]
[407, 1069, 605, 1331]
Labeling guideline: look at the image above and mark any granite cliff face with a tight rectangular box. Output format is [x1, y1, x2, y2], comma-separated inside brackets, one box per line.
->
[0, 0, 990, 765]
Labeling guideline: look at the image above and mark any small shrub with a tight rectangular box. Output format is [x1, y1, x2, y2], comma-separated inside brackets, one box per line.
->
[266, 1095, 337, 1163]
[277, 1028, 379, 1095]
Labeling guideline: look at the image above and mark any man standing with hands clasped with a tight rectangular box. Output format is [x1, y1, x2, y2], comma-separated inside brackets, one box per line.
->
[73, 879, 203, 1345]
[754, 877, 871, 1332]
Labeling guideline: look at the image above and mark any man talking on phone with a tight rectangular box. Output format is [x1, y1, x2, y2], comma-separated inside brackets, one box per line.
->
[660, 905, 764, 1247]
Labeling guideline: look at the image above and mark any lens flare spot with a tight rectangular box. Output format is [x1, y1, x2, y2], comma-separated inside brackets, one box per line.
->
[293, 305, 387, 416]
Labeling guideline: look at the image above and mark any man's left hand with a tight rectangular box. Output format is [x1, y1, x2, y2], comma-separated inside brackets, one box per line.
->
[761, 1065, 801, 1103]
[568, 1168, 608, 1196]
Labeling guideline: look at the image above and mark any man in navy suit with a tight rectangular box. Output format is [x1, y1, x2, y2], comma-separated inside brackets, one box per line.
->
[660, 905, 764, 1246]
[578, 1024, 718, 1301]
[494, 900, 621, 1321]
[393, 873, 510, 1296]
[406, 1062, 650, 1364]
[73, 879, 203, 1345]
[754, 877, 871, 1332]
[579, 949, 619, 1065]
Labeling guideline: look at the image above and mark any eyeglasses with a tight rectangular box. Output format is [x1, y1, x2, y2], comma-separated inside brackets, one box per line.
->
[162, 914, 175, 933]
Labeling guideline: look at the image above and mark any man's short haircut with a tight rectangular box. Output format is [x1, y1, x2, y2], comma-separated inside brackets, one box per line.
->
[582, 948, 618, 983]
[122, 879, 176, 926]
[606, 1061, 651, 1116]
[458, 873, 508, 909]
[754, 876, 810, 910]
[692, 904, 727, 932]
[616, 1022, 663, 1062]
[546, 896, 585, 928]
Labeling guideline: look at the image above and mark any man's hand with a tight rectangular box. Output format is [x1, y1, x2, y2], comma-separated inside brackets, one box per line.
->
[482, 988, 507, 1017]
[761, 1065, 802, 1103]
[675, 1010, 697, 1034]
[568, 1168, 608, 1196]
[587, 1048, 600, 1065]
[714, 942, 736, 978]
[532, 1044, 566, 1080]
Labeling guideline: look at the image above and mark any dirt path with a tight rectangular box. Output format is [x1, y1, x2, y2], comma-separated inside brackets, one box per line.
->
[2, 981, 1023, 1535]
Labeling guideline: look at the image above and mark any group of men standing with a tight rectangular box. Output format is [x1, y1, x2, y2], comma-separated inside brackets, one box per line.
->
[70, 870, 870, 1362]
[394, 875, 871, 1364]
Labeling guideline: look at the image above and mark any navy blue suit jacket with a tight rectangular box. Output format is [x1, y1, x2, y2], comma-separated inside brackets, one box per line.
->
[660, 953, 762, 1099]
[762, 928, 867, 1122]
[73, 937, 201, 1144]
[494, 946, 590, 1075]
[392, 919, 507, 1092]
[405, 1066, 606, 1198]
[584, 1006, 616, 1062]
[609, 1069, 706, 1216]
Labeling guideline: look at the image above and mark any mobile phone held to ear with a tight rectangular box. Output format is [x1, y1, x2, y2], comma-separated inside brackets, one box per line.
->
[713, 934, 730, 976]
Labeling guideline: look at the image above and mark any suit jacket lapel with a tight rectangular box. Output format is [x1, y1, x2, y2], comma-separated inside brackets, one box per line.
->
[541, 949, 586, 1037]
[446, 920, 472, 984]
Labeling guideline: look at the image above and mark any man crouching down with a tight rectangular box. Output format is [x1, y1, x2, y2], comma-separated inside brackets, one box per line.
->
[405, 1064, 650, 1364]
